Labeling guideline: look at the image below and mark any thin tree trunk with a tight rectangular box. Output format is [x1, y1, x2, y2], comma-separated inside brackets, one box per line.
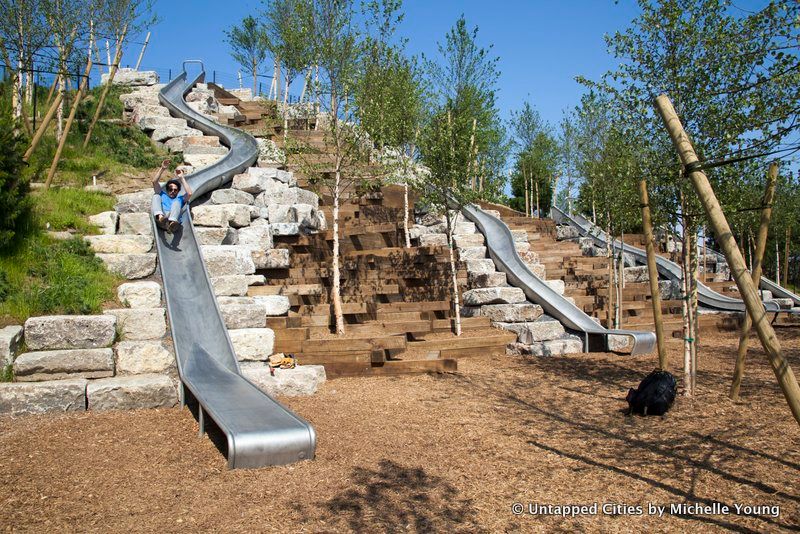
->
[731, 162, 777, 400]
[681, 212, 692, 396]
[403, 147, 411, 249]
[24, 90, 64, 161]
[639, 178, 667, 368]
[702, 227, 708, 283]
[689, 227, 699, 393]
[445, 210, 462, 336]
[45, 36, 94, 189]
[776, 241, 781, 285]
[56, 73, 64, 141]
[784, 227, 791, 287]
[606, 219, 614, 329]
[331, 166, 345, 336]
[300, 66, 310, 103]
[535, 180, 540, 219]
[523, 162, 529, 217]
[617, 232, 624, 328]
[134, 31, 150, 70]
[656, 93, 800, 425]
[467, 118, 476, 190]
[83, 26, 127, 148]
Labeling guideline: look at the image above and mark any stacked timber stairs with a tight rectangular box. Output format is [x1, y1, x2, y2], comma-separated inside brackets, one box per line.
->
[243, 130, 514, 378]
[207, 83, 279, 131]
[480, 205, 744, 343]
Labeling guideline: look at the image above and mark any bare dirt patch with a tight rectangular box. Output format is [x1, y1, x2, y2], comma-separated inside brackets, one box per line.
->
[1, 329, 799, 532]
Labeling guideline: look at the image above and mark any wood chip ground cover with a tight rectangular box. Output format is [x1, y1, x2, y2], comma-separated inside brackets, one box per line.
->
[1, 329, 799, 532]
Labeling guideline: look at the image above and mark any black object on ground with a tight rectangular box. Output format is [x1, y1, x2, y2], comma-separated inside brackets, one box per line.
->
[626, 370, 677, 416]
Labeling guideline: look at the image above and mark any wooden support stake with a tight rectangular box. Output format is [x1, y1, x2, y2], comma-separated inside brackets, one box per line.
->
[655, 94, 800, 425]
[134, 31, 150, 70]
[730, 162, 777, 400]
[45, 44, 94, 189]
[84, 27, 128, 148]
[639, 178, 667, 369]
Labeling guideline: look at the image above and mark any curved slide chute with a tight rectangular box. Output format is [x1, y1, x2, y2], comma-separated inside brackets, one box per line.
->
[460, 204, 657, 356]
[154, 65, 315, 469]
[551, 206, 782, 313]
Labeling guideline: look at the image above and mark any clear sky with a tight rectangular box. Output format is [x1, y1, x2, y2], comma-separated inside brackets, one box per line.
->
[115, 0, 642, 133]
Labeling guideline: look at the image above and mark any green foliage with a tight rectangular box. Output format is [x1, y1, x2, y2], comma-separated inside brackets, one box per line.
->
[420, 16, 508, 202]
[0, 235, 118, 321]
[0, 102, 32, 249]
[263, 0, 314, 91]
[225, 15, 271, 93]
[509, 102, 558, 216]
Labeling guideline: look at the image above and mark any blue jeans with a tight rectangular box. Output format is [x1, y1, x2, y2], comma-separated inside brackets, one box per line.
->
[151, 194, 181, 222]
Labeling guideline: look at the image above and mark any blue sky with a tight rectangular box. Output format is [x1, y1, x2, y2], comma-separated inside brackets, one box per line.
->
[116, 0, 641, 132]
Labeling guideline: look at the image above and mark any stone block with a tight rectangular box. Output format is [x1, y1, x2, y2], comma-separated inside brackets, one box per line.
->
[0, 326, 23, 366]
[544, 279, 565, 295]
[452, 233, 484, 248]
[103, 308, 166, 341]
[25, 315, 116, 350]
[266, 204, 291, 223]
[13, 348, 114, 381]
[453, 221, 476, 235]
[269, 222, 301, 236]
[194, 226, 238, 246]
[117, 281, 162, 308]
[85, 234, 153, 254]
[468, 272, 507, 288]
[774, 298, 794, 309]
[496, 316, 565, 343]
[254, 182, 297, 207]
[408, 225, 430, 240]
[480, 303, 542, 323]
[458, 247, 487, 260]
[252, 295, 291, 316]
[218, 300, 267, 329]
[624, 265, 649, 283]
[89, 211, 118, 235]
[115, 341, 175, 375]
[87, 374, 177, 411]
[556, 226, 580, 241]
[247, 275, 266, 286]
[511, 230, 528, 243]
[210, 188, 255, 205]
[0, 379, 88, 416]
[138, 115, 187, 131]
[240, 364, 326, 396]
[295, 189, 319, 207]
[419, 234, 447, 247]
[192, 204, 251, 228]
[466, 259, 496, 275]
[237, 225, 273, 250]
[228, 328, 275, 361]
[97, 253, 157, 279]
[607, 334, 631, 352]
[252, 248, 291, 269]
[463, 287, 526, 305]
[103, 68, 159, 86]
[211, 275, 249, 296]
[507, 335, 583, 357]
[515, 241, 531, 254]
[201, 245, 256, 276]
[118, 212, 154, 236]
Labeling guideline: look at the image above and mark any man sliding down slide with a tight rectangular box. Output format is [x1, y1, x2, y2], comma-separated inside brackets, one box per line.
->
[151, 159, 192, 234]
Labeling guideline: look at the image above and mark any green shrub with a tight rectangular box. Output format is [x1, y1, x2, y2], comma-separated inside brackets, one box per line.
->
[0, 102, 32, 249]
[36, 188, 115, 233]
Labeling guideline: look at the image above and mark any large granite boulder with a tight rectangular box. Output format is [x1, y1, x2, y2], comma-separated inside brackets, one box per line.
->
[194, 226, 239, 246]
[0, 325, 23, 366]
[24, 315, 116, 350]
[463, 287, 526, 306]
[210, 275, 249, 296]
[465, 259, 496, 275]
[201, 245, 256, 276]
[115, 341, 175, 375]
[13, 348, 114, 381]
[88, 211, 118, 235]
[87, 374, 178, 411]
[251, 248, 290, 269]
[228, 328, 275, 361]
[192, 204, 251, 228]
[468, 272, 507, 288]
[97, 253, 157, 279]
[237, 225, 273, 250]
[0, 379, 88, 416]
[496, 316, 566, 344]
[117, 281, 162, 308]
[103, 308, 166, 341]
[480, 303, 543, 323]
[210, 189, 255, 205]
[102, 68, 159, 86]
[85, 234, 153, 254]
[118, 212, 154, 236]
[241, 364, 326, 396]
[114, 190, 153, 213]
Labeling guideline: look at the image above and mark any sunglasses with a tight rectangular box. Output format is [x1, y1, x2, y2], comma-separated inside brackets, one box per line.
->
[167, 187, 179, 192]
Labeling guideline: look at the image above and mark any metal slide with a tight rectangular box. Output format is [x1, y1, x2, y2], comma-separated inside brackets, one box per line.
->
[154, 63, 315, 468]
[459, 204, 657, 356]
[550, 206, 782, 313]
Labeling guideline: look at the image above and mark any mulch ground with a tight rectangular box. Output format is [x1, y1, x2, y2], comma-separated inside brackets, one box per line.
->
[1, 329, 799, 533]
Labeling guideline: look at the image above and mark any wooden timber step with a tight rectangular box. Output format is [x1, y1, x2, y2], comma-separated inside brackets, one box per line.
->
[323, 359, 457, 379]
[249, 284, 324, 297]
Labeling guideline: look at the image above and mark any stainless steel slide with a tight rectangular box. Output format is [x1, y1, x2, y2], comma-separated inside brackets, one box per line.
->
[460, 204, 657, 356]
[153, 64, 315, 469]
[550, 206, 782, 313]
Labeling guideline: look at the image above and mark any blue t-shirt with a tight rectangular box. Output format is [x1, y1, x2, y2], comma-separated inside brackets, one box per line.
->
[160, 190, 186, 221]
